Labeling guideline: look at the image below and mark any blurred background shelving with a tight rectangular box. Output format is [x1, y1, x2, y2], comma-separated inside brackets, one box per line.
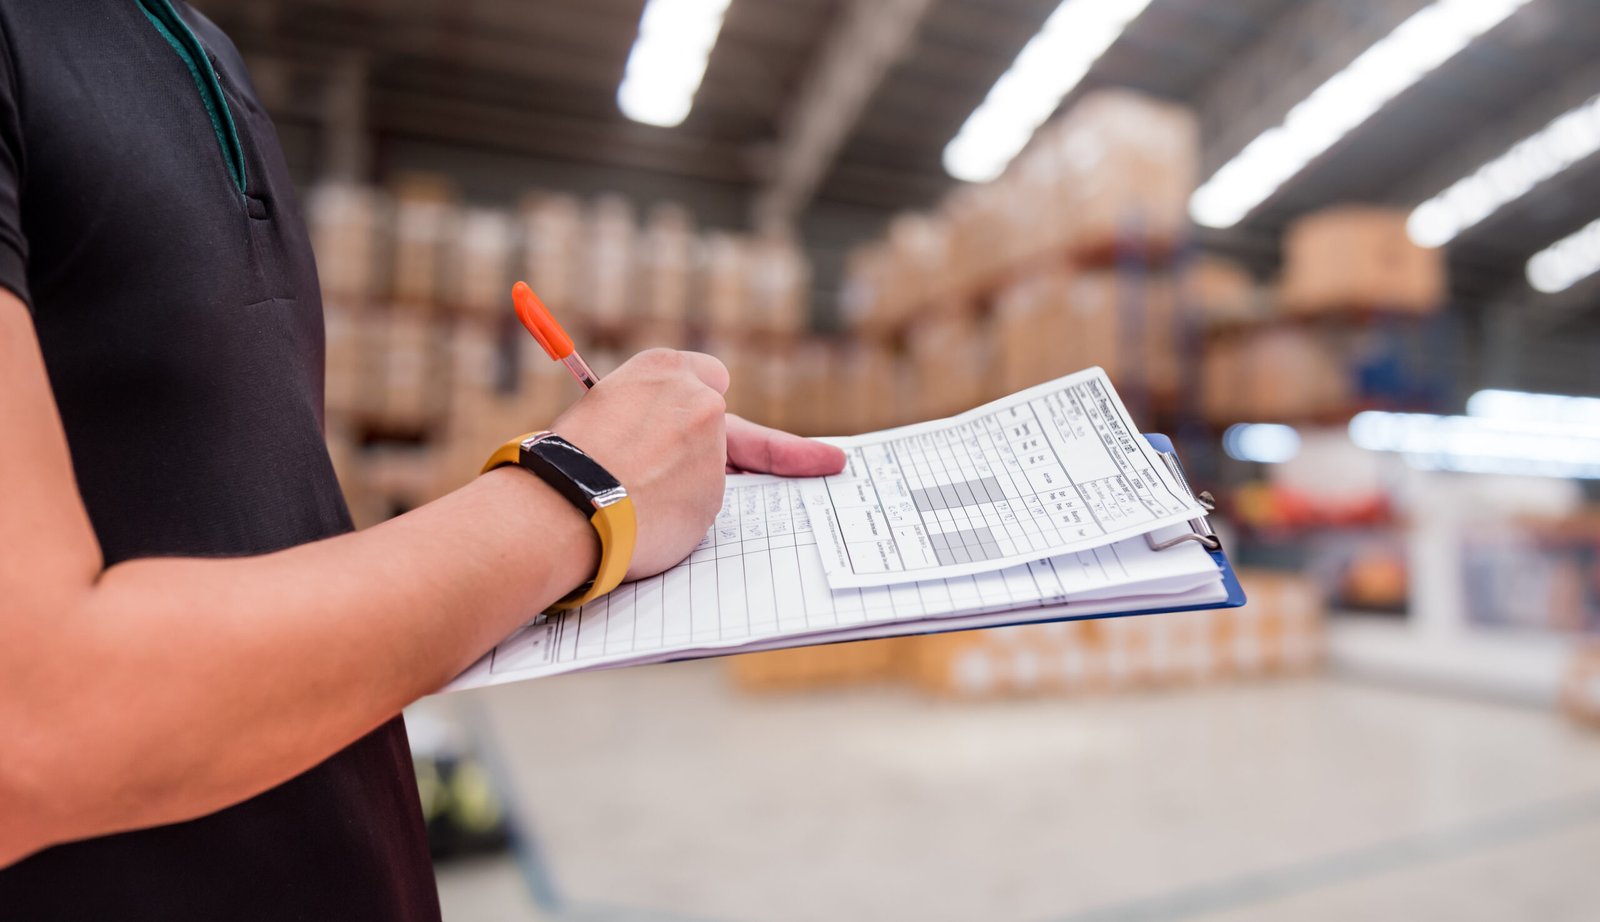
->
[188, 0, 1600, 917]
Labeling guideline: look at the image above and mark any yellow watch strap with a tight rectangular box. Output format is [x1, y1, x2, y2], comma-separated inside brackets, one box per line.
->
[482, 433, 637, 611]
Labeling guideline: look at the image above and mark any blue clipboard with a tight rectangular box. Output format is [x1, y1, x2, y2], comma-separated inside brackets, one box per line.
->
[1137, 432, 1247, 615]
[896, 432, 1246, 638]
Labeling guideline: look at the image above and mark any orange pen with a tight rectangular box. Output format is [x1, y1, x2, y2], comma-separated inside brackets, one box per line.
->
[511, 281, 599, 389]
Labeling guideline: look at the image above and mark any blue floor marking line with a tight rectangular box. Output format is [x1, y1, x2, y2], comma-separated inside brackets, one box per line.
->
[1044, 787, 1600, 922]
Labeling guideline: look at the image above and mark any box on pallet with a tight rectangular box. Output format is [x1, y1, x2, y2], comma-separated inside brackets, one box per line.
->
[839, 243, 891, 335]
[308, 183, 386, 302]
[904, 567, 1322, 698]
[701, 233, 750, 335]
[729, 638, 918, 692]
[452, 208, 515, 317]
[390, 174, 458, 306]
[520, 193, 583, 318]
[1280, 206, 1445, 314]
[587, 194, 637, 330]
[638, 203, 695, 326]
[908, 312, 989, 421]
[1201, 328, 1350, 423]
[323, 302, 380, 421]
[1050, 89, 1199, 258]
[785, 338, 839, 437]
[1183, 256, 1262, 325]
[747, 234, 810, 336]
[836, 341, 905, 434]
[883, 212, 950, 320]
[375, 307, 451, 433]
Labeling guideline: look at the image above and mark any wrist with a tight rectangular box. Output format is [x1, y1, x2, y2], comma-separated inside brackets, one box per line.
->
[479, 466, 600, 601]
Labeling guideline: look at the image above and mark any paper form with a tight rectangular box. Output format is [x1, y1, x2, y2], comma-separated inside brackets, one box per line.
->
[445, 474, 1223, 692]
[800, 367, 1207, 588]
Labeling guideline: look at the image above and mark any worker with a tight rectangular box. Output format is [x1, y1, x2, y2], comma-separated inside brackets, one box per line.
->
[0, 2, 845, 918]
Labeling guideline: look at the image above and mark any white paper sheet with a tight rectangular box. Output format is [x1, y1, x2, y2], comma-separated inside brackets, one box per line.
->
[799, 367, 1208, 588]
[445, 474, 1223, 692]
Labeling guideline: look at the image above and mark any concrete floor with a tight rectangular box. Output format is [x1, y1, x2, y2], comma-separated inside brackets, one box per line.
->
[427, 663, 1600, 921]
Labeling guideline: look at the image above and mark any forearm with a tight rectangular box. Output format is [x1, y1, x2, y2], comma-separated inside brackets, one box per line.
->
[4, 467, 595, 860]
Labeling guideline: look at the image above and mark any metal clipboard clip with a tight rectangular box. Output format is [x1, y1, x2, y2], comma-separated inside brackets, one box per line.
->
[1147, 449, 1222, 553]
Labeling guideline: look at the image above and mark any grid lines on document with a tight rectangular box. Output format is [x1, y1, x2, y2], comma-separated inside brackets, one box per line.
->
[837, 400, 1093, 574]
[825, 374, 1197, 578]
[544, 481, 827, 666]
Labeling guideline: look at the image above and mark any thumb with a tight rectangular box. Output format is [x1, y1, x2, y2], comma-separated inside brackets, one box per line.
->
[725, 415, 847, 476]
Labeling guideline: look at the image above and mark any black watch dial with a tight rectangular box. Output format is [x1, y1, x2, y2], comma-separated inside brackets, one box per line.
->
[520, 434, 624, 513]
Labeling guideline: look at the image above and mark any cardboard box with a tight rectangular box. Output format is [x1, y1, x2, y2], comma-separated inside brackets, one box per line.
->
[1200, 328, 1350, 423]
[905, 569, 1322, 698]
[587, 193, 637, 329]
[729, 638, 917, 692]
[701, 234, 750, 334]
[307, 183, 387, 302]
[1183, 256, 1263, 325]
[519, 193, 584, 319]
[389, 174, 457, 307]
[375, 308, 450, 431]
[1280, 206, 1445, 314]
[1052, 90, 1199, 255]
[747, 234, 810, 335]
[452, 208, 514, 316]
[838, 243, 893, 334]
[638, 203, 695, 325]
[908, 313, 989, 421]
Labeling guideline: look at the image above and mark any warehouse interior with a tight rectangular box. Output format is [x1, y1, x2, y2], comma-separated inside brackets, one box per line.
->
[192, 0, 1600, 919]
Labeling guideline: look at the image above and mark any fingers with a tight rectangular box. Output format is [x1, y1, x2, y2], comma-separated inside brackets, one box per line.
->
[725, 414, 847, 476]
[678, 351, 730, 395]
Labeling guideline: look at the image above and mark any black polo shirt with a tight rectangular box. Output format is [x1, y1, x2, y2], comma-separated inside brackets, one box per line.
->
[0, 1, 438, 918]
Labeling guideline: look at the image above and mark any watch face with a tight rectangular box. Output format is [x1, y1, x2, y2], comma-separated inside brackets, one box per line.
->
[521, 434, 626, 513]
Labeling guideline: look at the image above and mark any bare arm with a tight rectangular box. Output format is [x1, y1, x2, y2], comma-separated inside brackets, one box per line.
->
[0, 290, 840, 865]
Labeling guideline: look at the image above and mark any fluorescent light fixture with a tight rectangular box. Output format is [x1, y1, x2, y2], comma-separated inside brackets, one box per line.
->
[1349, 410, 1600, 479]
[1467, 388, 1600, 428]
[1223, 423, 1302, 464]
[1190, 0, 1531, 230]
[1408, 94, 1600, 247]
[618, 0, 732, 127]
[942, 0, 1154, 183]
[1526, 215, 1600, 294]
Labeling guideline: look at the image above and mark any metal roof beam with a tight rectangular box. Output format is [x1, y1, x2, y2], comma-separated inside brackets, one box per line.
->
[1194, 0, 1430, 177]
[753, 0, 933, 230]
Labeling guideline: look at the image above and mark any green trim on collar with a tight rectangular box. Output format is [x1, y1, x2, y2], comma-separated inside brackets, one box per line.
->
[136, 0, 246, 194]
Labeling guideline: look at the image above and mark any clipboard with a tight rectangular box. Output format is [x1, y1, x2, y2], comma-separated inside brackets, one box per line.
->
[446, 434, 1246, 691]
[644, 434, 1246, 663]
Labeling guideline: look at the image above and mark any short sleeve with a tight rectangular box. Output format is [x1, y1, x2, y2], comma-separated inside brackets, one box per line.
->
[0, 18, 27, 309]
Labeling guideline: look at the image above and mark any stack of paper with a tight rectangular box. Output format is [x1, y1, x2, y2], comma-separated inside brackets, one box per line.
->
[448, 368, 1236, 692]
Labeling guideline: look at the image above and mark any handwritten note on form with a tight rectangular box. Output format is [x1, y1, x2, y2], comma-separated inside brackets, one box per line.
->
[801, 367, 1207, 589]
[447, 474, 1224, 692]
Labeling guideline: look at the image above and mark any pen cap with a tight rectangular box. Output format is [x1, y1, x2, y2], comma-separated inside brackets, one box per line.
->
[512, 281, 575, 360]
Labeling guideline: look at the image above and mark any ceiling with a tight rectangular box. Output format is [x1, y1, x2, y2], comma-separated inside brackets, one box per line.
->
[195, 0, 1600, 343]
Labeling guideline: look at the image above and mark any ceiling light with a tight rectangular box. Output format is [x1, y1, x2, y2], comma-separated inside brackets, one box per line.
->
[1526, 216, 1600, 294]
[942, 0, 1154, 183]
[1467, 388, 1600, 428]
[1407, 94, 1600, 247]
[1223, 424, 1302, 464]
[1349, 410, 1600, 479]
[618, 0, 732, 128]
[1191, 0, 1531, 230]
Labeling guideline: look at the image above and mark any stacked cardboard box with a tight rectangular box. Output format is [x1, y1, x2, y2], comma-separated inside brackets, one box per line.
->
[1201, 328, 1352, 423]
[1280, 206, 1446, 315]
[312, 177, 818, 523]
[836, 90, 1201, 420]
[726, 569, 1323, 698]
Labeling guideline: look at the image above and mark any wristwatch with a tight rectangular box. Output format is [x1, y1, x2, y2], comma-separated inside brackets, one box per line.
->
[482, 431, 637, 610]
